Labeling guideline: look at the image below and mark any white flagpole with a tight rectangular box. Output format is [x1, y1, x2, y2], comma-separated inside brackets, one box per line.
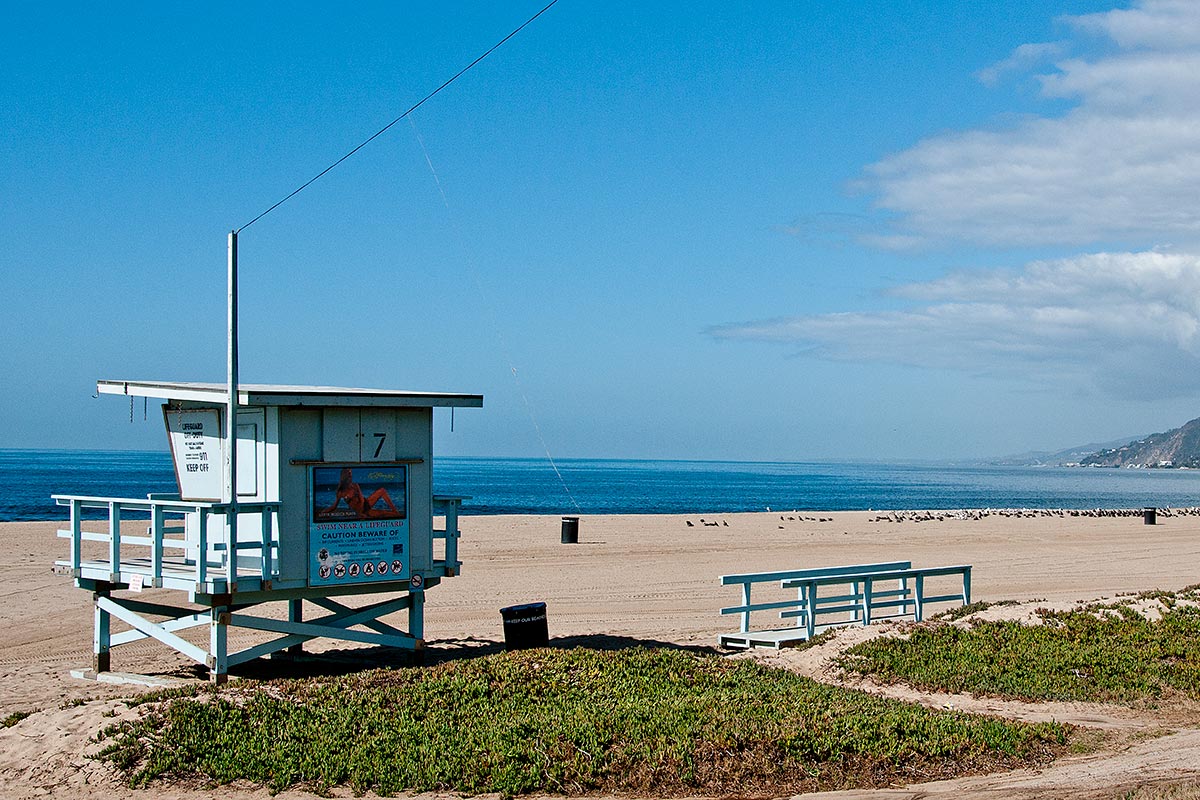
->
[226, 231, 239, 538]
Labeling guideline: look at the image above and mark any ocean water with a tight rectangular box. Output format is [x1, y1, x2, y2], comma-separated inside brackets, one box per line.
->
[2, 449, 1199, 522]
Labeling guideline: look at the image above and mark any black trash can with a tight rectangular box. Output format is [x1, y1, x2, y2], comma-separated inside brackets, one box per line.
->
[500, 602, 549, 650]
[561, 516, 579, 544]
[1144, 507, 1157, 525]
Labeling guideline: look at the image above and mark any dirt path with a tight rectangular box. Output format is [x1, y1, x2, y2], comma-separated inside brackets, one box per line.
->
[751, 607, 1200, 799]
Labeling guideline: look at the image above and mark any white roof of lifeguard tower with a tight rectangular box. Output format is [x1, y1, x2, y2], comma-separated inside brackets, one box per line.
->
[97, 380, 483, 408]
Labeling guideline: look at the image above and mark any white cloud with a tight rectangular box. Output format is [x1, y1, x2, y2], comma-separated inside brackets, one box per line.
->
[711, 250, 1200, 399]
[976, 42, 1065, 87]
[863, 0, 1200, 248]
[1069, 0, 1200, 50]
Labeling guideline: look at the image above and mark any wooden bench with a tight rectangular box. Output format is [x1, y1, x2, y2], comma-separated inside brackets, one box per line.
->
[719, 561, 971, 649]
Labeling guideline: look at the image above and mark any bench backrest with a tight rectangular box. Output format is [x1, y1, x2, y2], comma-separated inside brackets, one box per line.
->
[781, 564, 968, 588]
[720, 560, 911, 587]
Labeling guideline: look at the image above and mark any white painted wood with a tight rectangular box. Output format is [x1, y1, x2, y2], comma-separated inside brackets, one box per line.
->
[98, 380, 482, 407]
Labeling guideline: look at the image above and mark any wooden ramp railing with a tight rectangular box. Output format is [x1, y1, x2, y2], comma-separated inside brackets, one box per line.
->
[719, 561, 972, 649]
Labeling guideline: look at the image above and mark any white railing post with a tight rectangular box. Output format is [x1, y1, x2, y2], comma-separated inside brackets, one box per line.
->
[226, 507, 238, 589]
[740, 582, 751, 633]
[151, 503, 165, 587]
[861, 578, 873, 626]
[446, 500, 460, 572]
[805, 581, 817, 639]
[108, 501, 121, 583]
[914, 574, 925, 621]
[260, 507, 272, 580]
[70, 498, 82, 571]
[197, 508, 209, 586]
[796, 581, 808, 630]
[962, 567, 972, 605]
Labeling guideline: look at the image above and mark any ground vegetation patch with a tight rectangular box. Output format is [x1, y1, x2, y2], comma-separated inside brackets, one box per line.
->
[95, 647, 1069, 797]
[839, 591, 1200, 704]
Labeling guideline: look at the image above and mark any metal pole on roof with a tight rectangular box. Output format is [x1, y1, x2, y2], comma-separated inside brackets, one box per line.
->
[226, 231, 239, 531]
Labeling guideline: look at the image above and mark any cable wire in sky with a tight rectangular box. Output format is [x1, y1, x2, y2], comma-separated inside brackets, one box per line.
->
[408, 116, 582, 512]
[237, 0, 559, 233]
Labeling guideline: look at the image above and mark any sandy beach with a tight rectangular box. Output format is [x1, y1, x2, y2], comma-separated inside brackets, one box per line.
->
[3, 509, 1200, 798]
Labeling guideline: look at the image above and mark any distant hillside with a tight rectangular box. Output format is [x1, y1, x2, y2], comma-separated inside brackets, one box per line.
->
[1080, 417, 1200, 468]
[987, 436, 1143, 467]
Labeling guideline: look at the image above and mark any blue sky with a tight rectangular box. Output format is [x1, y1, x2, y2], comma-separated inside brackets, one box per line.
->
[5, 0, 1200, 460]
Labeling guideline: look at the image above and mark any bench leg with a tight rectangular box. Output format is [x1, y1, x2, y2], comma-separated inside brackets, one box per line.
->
[795, 584, 808, 630]
[861, 578, 873, 626]
[805, 581, 817, 639]
[741, 584, 752, 633]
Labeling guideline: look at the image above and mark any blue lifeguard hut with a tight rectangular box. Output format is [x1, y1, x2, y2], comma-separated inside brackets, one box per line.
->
[54, 379, 481, 682]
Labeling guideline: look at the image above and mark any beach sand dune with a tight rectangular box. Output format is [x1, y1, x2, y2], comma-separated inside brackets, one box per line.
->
[3, 510, 1200, 798]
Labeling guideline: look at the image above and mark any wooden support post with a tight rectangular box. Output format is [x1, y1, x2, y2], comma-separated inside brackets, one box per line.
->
[93, 586, 111, 673]
[197, 507, 209, 585]
[151, 504, 165, 587]
[445, 501, 460, 574]
[70, 498, 82, 572]
[914, 574, 925, 622]
[900, 576, 909, 616]
[108, 501, 121, 582]
[227, 514, 238, 592]
[804, 581, 817, 640]
[210, 602, 229, 684]
[962, 567, 972, 606]
[861, 578, 873, 626]
[260, 509, 272, 581]
[408, 588, 425, 641]
[795, 582, 808, 630]
[740, 583, 751, 633]
[287, 599, 304, 655]
[852, 580, 861, 621]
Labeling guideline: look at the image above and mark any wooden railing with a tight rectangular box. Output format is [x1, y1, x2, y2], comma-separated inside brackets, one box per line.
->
[719, 561, 971, 648]
[432, 495, 465, 577]
[53, 494, 280, 592]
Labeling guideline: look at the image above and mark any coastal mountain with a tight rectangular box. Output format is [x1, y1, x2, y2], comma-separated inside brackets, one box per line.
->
[1079, 417, 1200, 468]
[986, 436, 1143, 467]
[989, 416, 1200, 468]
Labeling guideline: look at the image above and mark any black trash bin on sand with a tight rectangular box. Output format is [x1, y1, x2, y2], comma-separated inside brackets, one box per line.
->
[500, 602, 549, 650]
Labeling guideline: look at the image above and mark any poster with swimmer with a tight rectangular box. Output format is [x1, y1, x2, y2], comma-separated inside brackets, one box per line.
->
[308, 465, 409, 586]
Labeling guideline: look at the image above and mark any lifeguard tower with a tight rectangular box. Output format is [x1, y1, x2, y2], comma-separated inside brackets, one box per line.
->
[54, 379, 481, 682]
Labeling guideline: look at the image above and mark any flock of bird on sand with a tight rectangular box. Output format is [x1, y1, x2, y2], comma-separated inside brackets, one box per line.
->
[682, 507, 1200, 528]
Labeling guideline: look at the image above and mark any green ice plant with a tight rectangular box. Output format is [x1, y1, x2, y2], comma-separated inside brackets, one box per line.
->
[840, 594, 1200, 703]
[96, 646, 1068, 796]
